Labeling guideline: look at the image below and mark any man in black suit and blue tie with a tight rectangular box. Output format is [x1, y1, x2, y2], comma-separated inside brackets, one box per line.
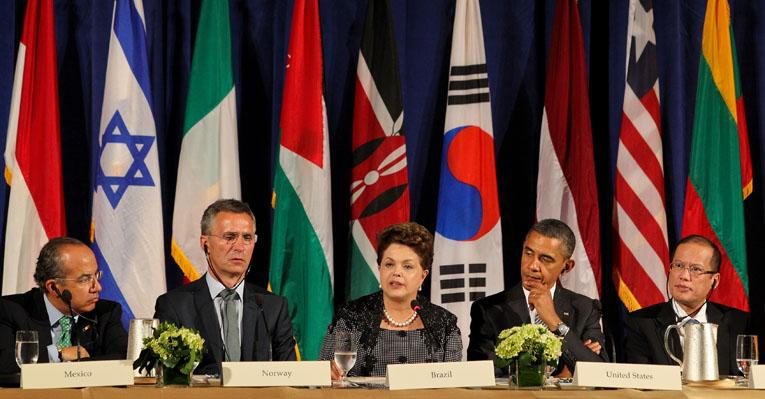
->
[467, 219, 607, 376]
[154, 199, 296, 375]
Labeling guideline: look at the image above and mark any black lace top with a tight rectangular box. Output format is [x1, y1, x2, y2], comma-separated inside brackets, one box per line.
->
[319, 291, 462, 376]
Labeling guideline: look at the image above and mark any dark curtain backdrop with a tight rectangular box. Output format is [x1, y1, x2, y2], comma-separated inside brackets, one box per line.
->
[1, 0, 765, 361]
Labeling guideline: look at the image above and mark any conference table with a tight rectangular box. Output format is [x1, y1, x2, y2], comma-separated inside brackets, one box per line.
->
[4, 383, 765, 399]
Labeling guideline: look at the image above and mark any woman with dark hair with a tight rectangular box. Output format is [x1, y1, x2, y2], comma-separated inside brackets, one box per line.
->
[319, 222, 462, 378]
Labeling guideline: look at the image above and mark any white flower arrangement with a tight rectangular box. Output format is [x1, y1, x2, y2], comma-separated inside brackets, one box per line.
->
[494, 324, 562, 368]
[133, 321, 205, 376]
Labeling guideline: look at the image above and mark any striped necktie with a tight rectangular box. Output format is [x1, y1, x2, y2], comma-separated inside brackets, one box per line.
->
[533, 311, 544, 326]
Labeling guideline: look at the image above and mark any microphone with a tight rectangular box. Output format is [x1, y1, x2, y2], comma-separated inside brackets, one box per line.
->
[255, 294, 272, 361]
[60, 289, 99, 324]
[410, 299, 422, 312]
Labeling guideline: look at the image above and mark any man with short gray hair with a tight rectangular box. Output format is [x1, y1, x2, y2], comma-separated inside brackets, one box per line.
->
[0, 237, 127, 373]
[155, 199, 296, 375]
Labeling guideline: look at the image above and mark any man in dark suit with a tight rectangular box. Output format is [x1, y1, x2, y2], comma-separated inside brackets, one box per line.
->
[0, 237, 127, 373]
[467, 219, 607, 376]
[624, 235, 748, 375]
[155, 199, 296, 375]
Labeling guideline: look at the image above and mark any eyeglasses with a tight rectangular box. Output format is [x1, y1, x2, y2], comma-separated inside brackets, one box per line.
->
[56, 270, 103, 286]
[207, 232, 257, 246]
[669, 261, 716, 277]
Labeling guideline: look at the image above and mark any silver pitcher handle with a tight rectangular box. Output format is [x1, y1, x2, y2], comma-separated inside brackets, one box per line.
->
[664, 324, 683, 366]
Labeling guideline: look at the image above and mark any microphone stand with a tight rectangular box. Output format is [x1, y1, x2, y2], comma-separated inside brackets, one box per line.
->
[255, 294, 272, 361]
[61, 290, 80, 361]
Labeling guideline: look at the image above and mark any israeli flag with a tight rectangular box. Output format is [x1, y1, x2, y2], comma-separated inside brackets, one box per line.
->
[92, 0, 166, 328]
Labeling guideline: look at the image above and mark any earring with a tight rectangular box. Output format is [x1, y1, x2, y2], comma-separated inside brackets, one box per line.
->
[418, 286, 422, 291]
[378, 283, 382, 289]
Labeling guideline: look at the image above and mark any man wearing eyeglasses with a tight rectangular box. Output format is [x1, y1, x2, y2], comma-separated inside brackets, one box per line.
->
[624, 235, 748, 375]
[0, 237, 128, 373]
[154, 199, 296, 375]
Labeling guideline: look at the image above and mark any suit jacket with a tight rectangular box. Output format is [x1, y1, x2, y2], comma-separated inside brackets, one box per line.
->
[318, 291, 462, 376]
[154, 276, 296, 375]
[0, 288, 128, 374]
[624, 300, 748, 375]
[467, 283, 607, 375]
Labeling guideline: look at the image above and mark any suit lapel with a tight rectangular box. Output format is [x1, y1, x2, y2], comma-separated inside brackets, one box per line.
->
[31, 292, 53, 362]
[193, 279, 224, 363]
[553, 287, 574, 327]
[241, 284, 258, 360]
[657, 302, 682, 364]
[506, 285, 530, 324]
[74, 315, 96, 353]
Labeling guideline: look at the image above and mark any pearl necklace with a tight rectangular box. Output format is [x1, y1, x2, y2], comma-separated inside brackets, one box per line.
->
[383, 307, 418, 327]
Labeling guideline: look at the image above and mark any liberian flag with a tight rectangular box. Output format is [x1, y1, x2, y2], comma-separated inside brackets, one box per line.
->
[536, 0, 601, 300]
[92, 0, 165, 327]
[613, 0, 669, 311]
[681, 0, 752, 311]
[432, 0, 504, 353]
[172, 0, 241, 281]
[3, 0, 66, 294]
[348, 0, 409, 301]
[270, 0, 334, 360]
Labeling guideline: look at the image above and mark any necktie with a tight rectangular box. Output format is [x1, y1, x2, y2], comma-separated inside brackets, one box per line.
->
[533, 311, 544, 326]
[57, 316, 73, 348]
[219, 289, 240, 361]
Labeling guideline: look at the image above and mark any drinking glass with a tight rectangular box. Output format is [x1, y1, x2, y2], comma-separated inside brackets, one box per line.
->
[736, 334, 759, 383]
[333, 330, 357, 386]
[15, 330, 39, 367]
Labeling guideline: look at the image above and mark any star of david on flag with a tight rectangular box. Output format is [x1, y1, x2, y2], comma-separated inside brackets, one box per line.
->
[96, 110, 156, 209]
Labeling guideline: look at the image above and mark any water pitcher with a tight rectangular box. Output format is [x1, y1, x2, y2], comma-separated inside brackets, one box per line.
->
[128, 318, 160, 377]
[664, 320, 719, 382]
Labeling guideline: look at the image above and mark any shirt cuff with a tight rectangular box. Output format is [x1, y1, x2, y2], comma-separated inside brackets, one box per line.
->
[47, 344, 61, 363]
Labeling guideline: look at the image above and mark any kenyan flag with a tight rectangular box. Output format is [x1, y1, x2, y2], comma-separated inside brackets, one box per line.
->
[348, 0, 409, 301]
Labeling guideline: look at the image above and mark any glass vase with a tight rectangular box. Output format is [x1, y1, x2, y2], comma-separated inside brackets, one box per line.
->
[156, 363, 192, 387]
[509, 356, 547, 388]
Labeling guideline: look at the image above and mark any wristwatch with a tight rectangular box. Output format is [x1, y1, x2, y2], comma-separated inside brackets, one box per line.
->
[555, 321, 570, 337]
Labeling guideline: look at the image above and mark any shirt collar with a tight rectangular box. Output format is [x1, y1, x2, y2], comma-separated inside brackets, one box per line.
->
[43, 292, 76, 326]
[671, 299, 708, 323]
[206, 272, 245, 299]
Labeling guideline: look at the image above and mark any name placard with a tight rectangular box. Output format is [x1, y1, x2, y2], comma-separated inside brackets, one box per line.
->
[20, 360, 134, 389]
[573, 362, 681, 390]
[221, 361, 331, 387]
[386, 361, 495, 390]
[749, 364, 765, 388]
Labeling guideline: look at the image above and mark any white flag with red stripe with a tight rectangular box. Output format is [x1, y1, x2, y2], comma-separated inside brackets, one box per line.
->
[613, 0, 669, 311]
[536, 0, 600, 299]
[3, 0, 66, 294]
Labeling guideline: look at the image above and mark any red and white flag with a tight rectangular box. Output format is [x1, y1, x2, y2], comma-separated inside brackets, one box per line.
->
[613, 0, 669, 311]
[536, 0, 600, 299]
[3, 0, 66, 294]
